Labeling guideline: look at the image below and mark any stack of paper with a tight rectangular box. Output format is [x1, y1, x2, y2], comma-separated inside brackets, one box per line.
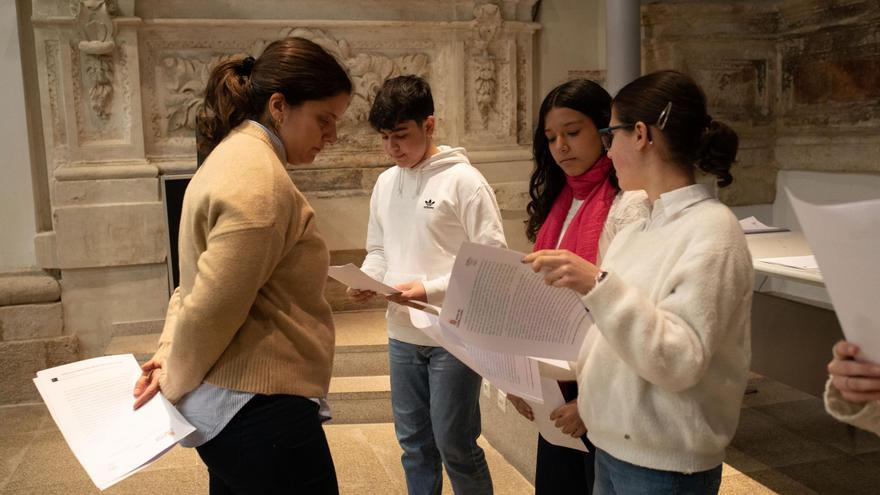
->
[757, 255, 820, 270]
[33, 354, 194, 490]
[739, 216, 789, 234]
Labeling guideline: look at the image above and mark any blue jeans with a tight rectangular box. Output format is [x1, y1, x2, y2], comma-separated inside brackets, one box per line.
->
[389, 339, 493, 495]
[594, 448, 721, 495]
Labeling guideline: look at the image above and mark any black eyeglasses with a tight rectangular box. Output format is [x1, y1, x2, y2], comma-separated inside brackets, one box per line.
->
[599, 102, 674, 150]
[597, 124, 635, 150]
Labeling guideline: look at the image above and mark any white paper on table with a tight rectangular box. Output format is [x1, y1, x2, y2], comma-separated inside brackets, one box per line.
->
[757, 255, 819, 270]
[739, 216, 789, 234]
[788, 191, 880, 363]
[328, 264, 400, 295]
[440, 242, 592, 361]
[524, 377, 588, 452]
[408, 306, 543, 403]
[32, 354, 195, 490]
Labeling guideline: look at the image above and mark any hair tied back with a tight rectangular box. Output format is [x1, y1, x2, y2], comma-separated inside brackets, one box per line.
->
[239, 56, 256, 77]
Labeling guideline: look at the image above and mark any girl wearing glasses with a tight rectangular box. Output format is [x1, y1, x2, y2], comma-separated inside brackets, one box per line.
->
[505, 78, 648, 494]
[524, 70, 753, 494]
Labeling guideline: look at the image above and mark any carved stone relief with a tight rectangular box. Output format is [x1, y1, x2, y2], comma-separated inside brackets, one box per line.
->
[44, 41, 66, 145]
[71, 39, 128, 144]
[470, 3, 503, 129]
[279, 28, 431, 150]
[70, 0, 118, 121]
[145, 28, 431, 157]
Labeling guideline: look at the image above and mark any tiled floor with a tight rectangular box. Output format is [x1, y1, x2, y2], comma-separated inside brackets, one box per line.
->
[2, 375, 880, 494]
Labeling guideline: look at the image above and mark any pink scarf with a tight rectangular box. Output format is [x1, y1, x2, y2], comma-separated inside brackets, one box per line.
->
[533, 155, 616, 264]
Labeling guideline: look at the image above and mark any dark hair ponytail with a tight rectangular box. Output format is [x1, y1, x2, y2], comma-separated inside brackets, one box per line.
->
[613, 70, 738, 188]
[197, 58, 254, 159]
[197, 37, 353, 158]
[526, 79, 615, 243]
[697, 120, 737, 187]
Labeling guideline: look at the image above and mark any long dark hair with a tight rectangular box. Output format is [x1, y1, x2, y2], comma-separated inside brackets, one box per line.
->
[196, 37, 353, 158]
[526, 79, 615, 243]
[613, 70, 738, 187]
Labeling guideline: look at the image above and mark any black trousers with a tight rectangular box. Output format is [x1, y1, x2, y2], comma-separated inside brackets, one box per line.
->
[196, 394, 338, 495]
[534, 380, 595, 494]
[534, 433, 596, 494]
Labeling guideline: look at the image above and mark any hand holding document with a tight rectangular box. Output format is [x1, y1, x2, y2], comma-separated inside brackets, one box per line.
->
[788, 191, 880, 362]
[33, 354, 194, 490]
[525, 378, 588, 452]
[440, 242, 592, 361]
[328, 263, 400, 295]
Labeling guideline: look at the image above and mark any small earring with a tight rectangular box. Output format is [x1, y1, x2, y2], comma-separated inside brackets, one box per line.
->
[273, 118, 282, 134]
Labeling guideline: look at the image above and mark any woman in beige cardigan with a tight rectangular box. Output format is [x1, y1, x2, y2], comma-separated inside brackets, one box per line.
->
[132, 37, 351, 494]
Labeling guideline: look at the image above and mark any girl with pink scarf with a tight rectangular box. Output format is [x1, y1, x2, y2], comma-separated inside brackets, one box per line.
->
[506, 79, 648, 494]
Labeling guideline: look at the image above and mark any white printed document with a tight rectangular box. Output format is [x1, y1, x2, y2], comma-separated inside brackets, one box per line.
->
[440, 242, 592, 361]
[328, 263, 400, 295]
[739, 216, 789, 234]
[33, 354, 195, 490]
[525, 377, 588, 452]
[409, 307, 542, 402]
[757, 255, 820, 270]
[788, 191, 880, 362]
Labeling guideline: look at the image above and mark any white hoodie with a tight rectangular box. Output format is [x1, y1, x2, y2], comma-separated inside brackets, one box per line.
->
[361, 145, 507, 345]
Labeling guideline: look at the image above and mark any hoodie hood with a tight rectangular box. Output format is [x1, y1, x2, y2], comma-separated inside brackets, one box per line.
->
[396, 145, 470, 197]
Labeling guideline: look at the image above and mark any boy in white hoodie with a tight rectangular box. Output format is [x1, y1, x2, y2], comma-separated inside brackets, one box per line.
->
[348, 75, 506, 494]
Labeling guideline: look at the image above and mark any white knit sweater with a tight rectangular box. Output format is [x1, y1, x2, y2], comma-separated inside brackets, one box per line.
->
[577, 184, 754, 473]
[825, 379, 880, 436]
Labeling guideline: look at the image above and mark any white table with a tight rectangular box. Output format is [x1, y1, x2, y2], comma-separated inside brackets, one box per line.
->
[747, 231, 824, 287]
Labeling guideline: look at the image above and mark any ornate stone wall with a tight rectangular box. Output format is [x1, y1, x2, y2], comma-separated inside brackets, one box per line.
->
[642, 0, 880, 206]
[30, 0, 540, 357]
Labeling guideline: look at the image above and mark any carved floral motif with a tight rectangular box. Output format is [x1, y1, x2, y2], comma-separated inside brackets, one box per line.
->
[470, 3, 503, 128]
[280, 28, 429, 126]
[154, 29, 430, 149]
[71, 0, 118, 120]
[162, 54, 238, 134]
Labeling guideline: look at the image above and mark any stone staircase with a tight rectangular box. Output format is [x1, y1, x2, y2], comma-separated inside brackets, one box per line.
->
[103, 250, 395, 424]
[0, 271, 77, 405]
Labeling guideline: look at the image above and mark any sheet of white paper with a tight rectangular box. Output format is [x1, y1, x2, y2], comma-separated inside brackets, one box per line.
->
[739, 216, 789, 234]
[788, 191, 880, 363]
[408, 307, 543, 402]
[758, 255, 819, 270]
[531, 357, 571, 371]
[440, 242, 592, 360]
[524, 377, 588, 452]
[328, 264, 400, 295]
[33, 354, 195, 490]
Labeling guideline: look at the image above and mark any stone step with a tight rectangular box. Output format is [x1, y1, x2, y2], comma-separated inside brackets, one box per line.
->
[104, 333, 159, 362]
[333, 309, 388, 377]
[0, 271, 60, 307]
[112, 318, 164, 337]
[0, 302, 64, 341]
[103, 309, 390, 367]
[326, 375, 392, 424]
[0, 335, 78, 405]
